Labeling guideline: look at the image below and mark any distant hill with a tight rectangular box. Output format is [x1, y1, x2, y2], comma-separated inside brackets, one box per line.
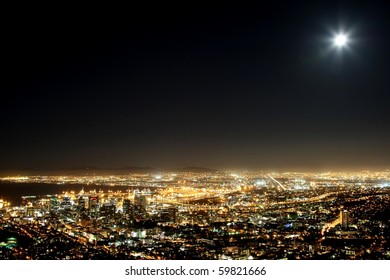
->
[175, 166, 218, 173]
[64, 166, 156, 174]
[108, 166, 156, 173]
[0, 166, 217, 176]
[61, 166, 217, 174]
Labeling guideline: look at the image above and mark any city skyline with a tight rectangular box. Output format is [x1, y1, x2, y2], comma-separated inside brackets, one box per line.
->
[1, 1, 390, 171]
[1, 170, 389, 260]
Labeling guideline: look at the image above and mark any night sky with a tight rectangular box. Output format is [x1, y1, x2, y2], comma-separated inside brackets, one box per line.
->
[1, 1, 390, 171]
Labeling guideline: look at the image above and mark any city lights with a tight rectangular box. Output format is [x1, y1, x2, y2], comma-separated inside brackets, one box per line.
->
[1, 170, 389, 260]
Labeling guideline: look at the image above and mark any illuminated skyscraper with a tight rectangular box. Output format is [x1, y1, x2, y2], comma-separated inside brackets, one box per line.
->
[134, 193, 147, 208]
[89, 196, 99, 218]
[78, 196, 86, 210]
[340, 210, 349, 229]
[122, 199, 133, 215]
[100, 204, 116, 219]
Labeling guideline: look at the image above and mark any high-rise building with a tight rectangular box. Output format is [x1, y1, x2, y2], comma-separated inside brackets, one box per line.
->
[134, 193, 147, 208]
[89, 196, 99, 218]
[78, 196, 86, 210]
[122, 199, 133, 215]
[61, 196, 72, 209]
[340, 210, 349, 229]
[100, 204, 116, 219]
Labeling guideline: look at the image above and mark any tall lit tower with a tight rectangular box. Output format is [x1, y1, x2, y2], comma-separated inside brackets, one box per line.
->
[89, 196, 99, 218]
[134, 193, 147, 209]
[122, 199, 133, 215]
[340, 210, 349, 229]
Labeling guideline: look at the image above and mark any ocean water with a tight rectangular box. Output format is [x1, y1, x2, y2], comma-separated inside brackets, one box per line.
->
[0, 182, 146, 206]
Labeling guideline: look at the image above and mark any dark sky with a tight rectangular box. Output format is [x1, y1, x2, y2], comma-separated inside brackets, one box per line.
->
[1, 1, 390, 171]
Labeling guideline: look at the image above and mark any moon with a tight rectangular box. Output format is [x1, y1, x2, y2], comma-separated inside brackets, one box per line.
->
[333, 33, 348, 47]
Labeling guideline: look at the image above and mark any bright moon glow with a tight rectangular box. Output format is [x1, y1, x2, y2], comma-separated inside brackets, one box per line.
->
[334, 34, 348, 47]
